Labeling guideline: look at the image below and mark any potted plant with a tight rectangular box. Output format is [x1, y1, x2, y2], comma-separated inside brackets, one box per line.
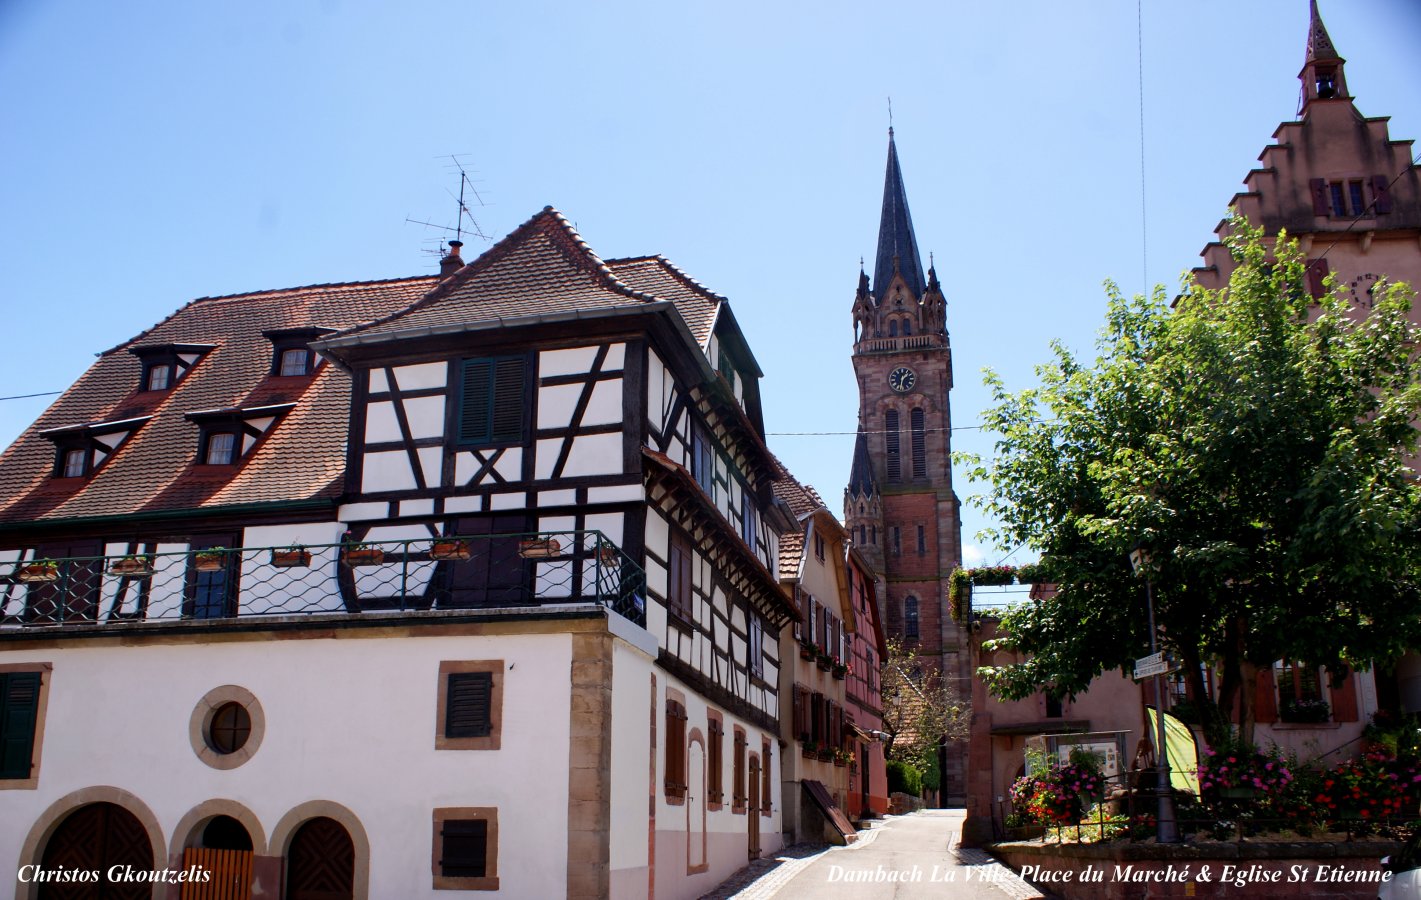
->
[109, 554, 153, 577]
[596, 543, 619, 565]
[1281, 697, 1331, 724]
[271, 544, 312, 568]
[518, 537, 561, 558]
[817, 747, 834, 763]
[430, 538, 472, 561]
[834, 748, 852, 767]
[340, 531, 384, 567]
[17, 559, 60, 583]
[193, 547, 227, 572]
[801, 740, 817, 758]
[832, 662, 848, 680]
[799, 639, 816, 661]
[816, 653, 832, 672]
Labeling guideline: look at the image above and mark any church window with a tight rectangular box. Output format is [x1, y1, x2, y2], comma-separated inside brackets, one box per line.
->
[1330, 183, 1346, 217]
[871, 526, 877, 545]
[1316, 66, 1337, 99]
[904, 597, 919, 640]
[902, 320, 912, 335]
[884, 410, 901, 481]
[911, 408, 926, 477]
[891, 527, 901, 557]
[917, 525, 926, 555]
[1349, 181, 1366, 217]
[888, 320, 898, 337]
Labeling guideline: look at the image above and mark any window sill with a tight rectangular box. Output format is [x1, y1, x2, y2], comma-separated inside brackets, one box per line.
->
[1273, 721, 1341, 730]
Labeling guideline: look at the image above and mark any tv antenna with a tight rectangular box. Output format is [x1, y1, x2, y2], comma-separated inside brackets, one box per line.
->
[407, 154, 493, 259]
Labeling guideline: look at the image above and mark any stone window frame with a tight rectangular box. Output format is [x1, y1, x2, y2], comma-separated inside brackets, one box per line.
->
[432, 806, 499, 891]
[0, 662, 52, 790]
[435, 660, 504, 751]
[189, 684, 265, 770]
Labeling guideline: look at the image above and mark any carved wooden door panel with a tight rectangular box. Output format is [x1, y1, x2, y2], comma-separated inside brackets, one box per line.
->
[285, 817, 354, 900]
[39, 802, 153, 899]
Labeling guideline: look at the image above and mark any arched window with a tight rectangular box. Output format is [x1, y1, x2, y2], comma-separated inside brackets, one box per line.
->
[884, 410, 900, 482]
[888, 320, 899, 337]
[904, 597, 919, 640]
[911, 408, 926, 477]
[903, 319, 912, 335]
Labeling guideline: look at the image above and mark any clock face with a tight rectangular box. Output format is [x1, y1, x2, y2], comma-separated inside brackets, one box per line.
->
[1349, 273, 1380, 308]
[889, 366, 917, 394]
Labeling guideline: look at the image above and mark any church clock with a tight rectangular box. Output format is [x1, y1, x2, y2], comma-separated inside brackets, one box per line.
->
[888, 366, 916, 393]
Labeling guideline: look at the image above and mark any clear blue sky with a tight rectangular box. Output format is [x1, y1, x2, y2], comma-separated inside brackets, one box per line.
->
[2, 1, 1418, 565]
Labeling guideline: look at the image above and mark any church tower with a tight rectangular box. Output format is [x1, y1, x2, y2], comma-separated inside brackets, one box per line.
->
[845, 129, 967, 802]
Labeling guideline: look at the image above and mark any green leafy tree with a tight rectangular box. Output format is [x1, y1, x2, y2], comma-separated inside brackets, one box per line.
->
[961, 220, 1421, 747]
[879, 637, 971, 771]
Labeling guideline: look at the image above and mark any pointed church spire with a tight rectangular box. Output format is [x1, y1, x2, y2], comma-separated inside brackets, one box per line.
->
[873, 128, 926, 301]
[847, 427, 878, 499]
[1299, 0, 1348, 111]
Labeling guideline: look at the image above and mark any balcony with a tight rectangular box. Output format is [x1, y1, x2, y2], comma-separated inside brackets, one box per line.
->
[0, 531, 646, 630]
[853, 334, 944, 354]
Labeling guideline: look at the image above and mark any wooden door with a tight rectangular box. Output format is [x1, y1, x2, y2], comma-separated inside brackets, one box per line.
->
[286, 817, 354, 900]
[444, 515, 528, 608]
[39, 802, 153, 899]
[747, 756, 761, 859]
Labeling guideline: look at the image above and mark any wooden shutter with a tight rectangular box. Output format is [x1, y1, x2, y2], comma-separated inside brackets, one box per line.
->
[445, 672, 493, 738]
[440, 819, 488, 877]
[1306, 258, 1330, 298]
[1373, 175, 1394, 214]
[761, 741, 773, 817]
[1254, 667, 1278, 724]
[1329, 667, 1359, 722]
[911, 408, 926, 477]
[490, 358, 526, 442]
[733, 729, 746, 805]
[669, 533, 692, 621]
[0, 672, 41, 779]
[1309, 177, 1331, 216]
[708, 717, 723, 802]
[665, 700, 687, 798]
[459, 359, 495, 443]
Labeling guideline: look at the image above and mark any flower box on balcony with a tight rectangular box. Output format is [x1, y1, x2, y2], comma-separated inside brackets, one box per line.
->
[109, 556, 153, 577]
[271, 548, 312, 568]
[341, 547, 385, 567]
[430, 539, 472, 561]
[831, 664, 848, 680]
[801, 742, 817, 759]
[17, 562, 59, 583]
[193, 549, 227, 572]
[834, 755, 848, 768]
[816, 654, 832, 672]
[799, 642, 816, 661]
[597, 544, 620, 565]
[817, 749, 834, 763]
[518, 538, 561, 559]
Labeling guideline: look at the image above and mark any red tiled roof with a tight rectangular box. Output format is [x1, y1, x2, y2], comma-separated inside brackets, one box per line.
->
[604, 256, 721, 348]
[0, 277, 437, 525]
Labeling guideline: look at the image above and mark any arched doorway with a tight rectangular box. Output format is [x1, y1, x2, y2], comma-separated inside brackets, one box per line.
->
[286, 817, 355, 900]
[182, 815, 254, 900]
[40, 802, 154, 899]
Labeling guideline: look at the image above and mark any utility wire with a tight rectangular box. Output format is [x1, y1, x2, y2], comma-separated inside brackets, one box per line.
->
[0, 391, 60, 402]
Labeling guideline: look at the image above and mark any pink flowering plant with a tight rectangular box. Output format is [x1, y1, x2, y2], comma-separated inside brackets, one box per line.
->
[1010, 754, 1105, 827]
[1198, 740, 1292, 800]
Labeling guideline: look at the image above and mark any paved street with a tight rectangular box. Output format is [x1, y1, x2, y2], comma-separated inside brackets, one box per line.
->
[702, 810, 1044, 900]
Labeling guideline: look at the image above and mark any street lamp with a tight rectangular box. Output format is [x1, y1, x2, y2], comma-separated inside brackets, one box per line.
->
[1129, 545, 1179, 844]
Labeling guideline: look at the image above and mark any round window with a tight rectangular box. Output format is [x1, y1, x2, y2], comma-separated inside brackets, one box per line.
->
[209, 702, 252, 754]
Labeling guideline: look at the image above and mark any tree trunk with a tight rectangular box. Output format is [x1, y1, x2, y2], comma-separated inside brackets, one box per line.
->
[1238, 660, 1259, 746]
[1178, 643, 1230, 749]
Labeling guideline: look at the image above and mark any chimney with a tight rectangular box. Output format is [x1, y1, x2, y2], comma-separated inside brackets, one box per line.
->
[439, 240, 465, 277]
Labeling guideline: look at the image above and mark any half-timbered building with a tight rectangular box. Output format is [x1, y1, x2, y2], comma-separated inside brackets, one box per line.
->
[0, 206, 795, 899]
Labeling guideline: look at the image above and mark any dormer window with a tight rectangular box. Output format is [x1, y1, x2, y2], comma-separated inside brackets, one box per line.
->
[41, 415, 154, 480]
[186, 403, 295, 467]
[263, 327, 334, 378]
[128, 343, 214, 394]
[204, 432, 237, 466]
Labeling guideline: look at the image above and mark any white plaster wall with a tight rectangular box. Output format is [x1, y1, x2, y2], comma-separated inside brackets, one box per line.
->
[389, 362, 447, 391]
[241, 522, 345, 615]
[0, 631, 574, 899]
[609, 641, 654, 884]
[364, 402, 400, 443]
[361, 450, 416, 493]
[402, 397, 446, 440]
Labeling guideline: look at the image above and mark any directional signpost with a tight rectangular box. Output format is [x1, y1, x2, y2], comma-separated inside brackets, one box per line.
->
[1133, 651, 1174, 681]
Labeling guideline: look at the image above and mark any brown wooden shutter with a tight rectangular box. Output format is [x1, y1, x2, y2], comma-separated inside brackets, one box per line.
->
[1306, 258, 1330, 298]
[1373, 175, 1394, 214]
[734, 729, 747, 806]
[1329, 667, 1359, 722]
[445, 672, 493, 738]
[440, 819, 489, 877]
[761, 740, 773, 817]
[1310, 178, 1331, 216]
[1254, 667, 1278, 724]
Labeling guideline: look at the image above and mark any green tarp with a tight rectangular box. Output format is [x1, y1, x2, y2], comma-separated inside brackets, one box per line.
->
[1146, 706, 1200, 794]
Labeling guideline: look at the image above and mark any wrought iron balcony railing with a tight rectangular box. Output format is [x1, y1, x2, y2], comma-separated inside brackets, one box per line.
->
[0, 531, 646, 630]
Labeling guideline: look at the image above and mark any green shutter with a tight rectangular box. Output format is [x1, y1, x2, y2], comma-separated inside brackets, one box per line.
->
[0, 672, 41, 779]
[459, 357, 525, 445]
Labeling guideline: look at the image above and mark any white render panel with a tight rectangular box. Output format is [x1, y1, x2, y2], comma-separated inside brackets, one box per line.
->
[368, 368, 388, 393]
[582, 379, 623, 426]
[493, 447, 522, 482]
[390, 361, 447, 391]
[241, 433, 256, 454]
[241, 522, 346, 614]
[178, 352, 201, 366]
[361, 450, 416, 493]
[93, 432, 124, 450]
[338, 502, 388, 521]
[537, 383, 582, 429]
[0, 632, 575, 900]
[454, 452, 477, 486]
[539, 345, 601, 378]
[248, 416, 275, 433]
[647, 351, 667, 432]
[399, 499, 435, 518]
[490, 492, 528, 511]
[538, 489, 577, 507]
[364, 401, 400, 443]
[539, 515, 576, 534]
[603, 342, 626, 370]
[443, 494, 484, 515]
[402, 396, 447, 440]
[586, 484, 645, 505]
[582, 513, 624, 547]
[534, 438, 561, 480]
[561, 432, 623, 478]
[416, 447, 443, 487]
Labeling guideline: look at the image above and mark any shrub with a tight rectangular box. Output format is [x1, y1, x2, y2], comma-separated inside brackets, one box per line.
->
[1010, 758, 1105, 826]
[886, 760, 923, 797]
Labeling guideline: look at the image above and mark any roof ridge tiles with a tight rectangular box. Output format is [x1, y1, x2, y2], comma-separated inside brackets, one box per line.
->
[606, 255, 728, 303]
